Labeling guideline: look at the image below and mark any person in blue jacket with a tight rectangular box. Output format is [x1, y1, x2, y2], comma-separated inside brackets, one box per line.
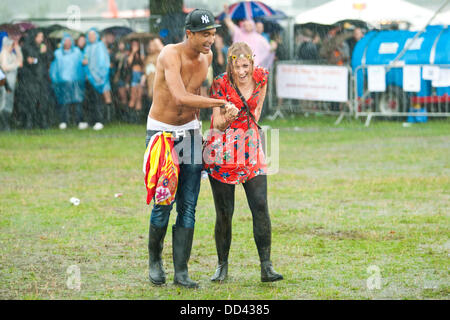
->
[83, 28, 111, 130]
[50, 33, 87, 130]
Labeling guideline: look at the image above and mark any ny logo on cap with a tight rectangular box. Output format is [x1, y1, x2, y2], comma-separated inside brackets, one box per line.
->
[201, 14, 210, 24]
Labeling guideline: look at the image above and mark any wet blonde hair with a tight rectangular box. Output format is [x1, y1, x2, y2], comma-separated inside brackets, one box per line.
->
[226, 42, 254, 84]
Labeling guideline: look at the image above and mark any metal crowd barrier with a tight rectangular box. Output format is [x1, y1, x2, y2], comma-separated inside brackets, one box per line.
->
[353, 64, 450, 126]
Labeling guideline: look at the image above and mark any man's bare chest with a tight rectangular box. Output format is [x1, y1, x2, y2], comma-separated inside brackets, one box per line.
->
[180, 60, 208, 92]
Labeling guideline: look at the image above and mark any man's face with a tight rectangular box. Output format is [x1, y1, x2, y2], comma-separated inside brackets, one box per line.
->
[242, 20, 254, 33]
[188, 28, 216, 54]
[354, 28, 364, 41]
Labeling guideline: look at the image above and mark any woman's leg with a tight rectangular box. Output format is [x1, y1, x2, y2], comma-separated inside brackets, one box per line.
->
[243, 174, 283, 282]
[209, 175, 235, 281]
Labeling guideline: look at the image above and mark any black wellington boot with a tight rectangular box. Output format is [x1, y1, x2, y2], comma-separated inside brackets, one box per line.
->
[211, 220, 232, 282]
[258, 246, 284, 283]
[172, 225, 198, 288]
[253, 219, 283, 282]
[211, 261, 228, 282]
[148, 224, 168, 285]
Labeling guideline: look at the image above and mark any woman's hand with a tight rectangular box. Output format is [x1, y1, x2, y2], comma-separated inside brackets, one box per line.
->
[224, 102, 239, 122]
[213, 102, 239, 132]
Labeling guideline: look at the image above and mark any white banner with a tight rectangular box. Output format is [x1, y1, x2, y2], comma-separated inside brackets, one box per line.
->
[276, 64, 349, 102]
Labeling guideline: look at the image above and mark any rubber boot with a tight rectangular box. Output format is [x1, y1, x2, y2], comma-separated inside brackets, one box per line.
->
[253, 217, 283, 282]
[257, 246, 283, 283]
[148, 224, 168, 285]
[172, 225, 198, 288]
[211, 261, 228, 282]
[211, 218, 232, 282]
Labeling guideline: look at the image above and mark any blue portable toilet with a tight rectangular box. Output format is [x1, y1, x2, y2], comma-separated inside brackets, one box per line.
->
[352, 25, 448, 98]
[433, 26, 450, 96]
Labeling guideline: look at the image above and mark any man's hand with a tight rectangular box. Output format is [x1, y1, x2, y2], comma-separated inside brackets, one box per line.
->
[224, 102, 239, 122]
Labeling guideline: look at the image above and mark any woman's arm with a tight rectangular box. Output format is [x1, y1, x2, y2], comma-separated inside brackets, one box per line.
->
[254, 84, 267, 122]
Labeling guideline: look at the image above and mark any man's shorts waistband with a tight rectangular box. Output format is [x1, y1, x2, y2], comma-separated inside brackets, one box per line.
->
[146, 128, 202, 139]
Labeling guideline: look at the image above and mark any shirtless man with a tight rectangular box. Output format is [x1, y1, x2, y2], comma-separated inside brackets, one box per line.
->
[146, 9, 238, 288]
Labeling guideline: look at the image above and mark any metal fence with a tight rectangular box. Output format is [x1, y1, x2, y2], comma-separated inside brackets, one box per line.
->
[353, 64, 450, 126]
[267, 60, 353, 124]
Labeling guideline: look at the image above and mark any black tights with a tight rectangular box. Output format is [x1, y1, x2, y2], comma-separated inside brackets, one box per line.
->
[209, 174, 272, 263]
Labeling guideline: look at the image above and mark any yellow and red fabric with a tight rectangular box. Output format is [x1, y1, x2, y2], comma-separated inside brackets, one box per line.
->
[143, 132, 180, 205]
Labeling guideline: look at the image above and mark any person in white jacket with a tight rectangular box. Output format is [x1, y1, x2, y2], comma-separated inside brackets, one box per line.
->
[0, 36, 22, 131]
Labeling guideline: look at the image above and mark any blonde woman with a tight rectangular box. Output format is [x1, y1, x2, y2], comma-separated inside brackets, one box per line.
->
[204, 42, 283, 282]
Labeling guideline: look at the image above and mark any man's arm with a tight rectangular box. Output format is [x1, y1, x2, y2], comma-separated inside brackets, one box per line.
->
[162, 47, 225, 109]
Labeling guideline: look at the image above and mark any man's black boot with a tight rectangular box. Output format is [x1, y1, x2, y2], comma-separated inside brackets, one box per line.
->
[172, 225, 198, 288]
[148, 224, 168, 285]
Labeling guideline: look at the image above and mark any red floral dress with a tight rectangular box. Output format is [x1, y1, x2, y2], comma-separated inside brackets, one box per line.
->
[204, 66, 269, 185]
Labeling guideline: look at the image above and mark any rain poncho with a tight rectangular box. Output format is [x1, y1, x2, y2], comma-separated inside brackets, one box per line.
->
[83, 28, 111, 94]
[143, 132, 180, 205]
[50, 34, 85, 105]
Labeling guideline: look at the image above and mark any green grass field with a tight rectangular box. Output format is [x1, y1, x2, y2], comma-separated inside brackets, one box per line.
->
[0, 116, 449, 300]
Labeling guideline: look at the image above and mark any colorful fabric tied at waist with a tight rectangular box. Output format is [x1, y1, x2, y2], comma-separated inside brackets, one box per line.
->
[143, 132, 180, 205]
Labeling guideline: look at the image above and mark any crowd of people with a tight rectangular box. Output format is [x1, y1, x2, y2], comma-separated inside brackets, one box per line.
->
[0, 11, 365, 132]
[295, 25, 365, 65]
[0, 27, 166, 131]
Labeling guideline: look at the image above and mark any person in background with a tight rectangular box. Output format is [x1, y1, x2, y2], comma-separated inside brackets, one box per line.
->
[211, 32, 228, 78]
[21, 29, 53, 129]
[296, 29, 319, 61]
[50, 34, 87, 130]
[222, 4, 274, 69]
[319, 26, 350, 66]
[112, 40, 130, 122]
[346, 27, 364, 59]
[0, 36, 22, 131]
[127, 39, 145, 123]
[83, 28, 111, 131]
[143, 36, 164, 113]
[255, 21, 270, 42]
[76, 35, 87, 51]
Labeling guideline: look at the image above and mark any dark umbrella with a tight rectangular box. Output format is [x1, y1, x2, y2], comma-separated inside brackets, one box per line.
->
[102, 26, 133, 38]
[49, 28, 83, 40]
[123, 32, 155, 41]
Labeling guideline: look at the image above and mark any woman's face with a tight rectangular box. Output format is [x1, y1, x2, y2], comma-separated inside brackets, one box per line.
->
[88, 31, 97, 44]
[35, 32, 44, 45]
[231, 57, 253, 86]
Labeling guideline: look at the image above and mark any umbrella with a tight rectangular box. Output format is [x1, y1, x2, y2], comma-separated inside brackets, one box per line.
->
[48, 28, 83, 39]
[217, 1, 280, 21]
[14, 22, 36, 33]
[102, 26, 133, 38]
[123, 32, 156, 41]
[0, 24, 22, 39]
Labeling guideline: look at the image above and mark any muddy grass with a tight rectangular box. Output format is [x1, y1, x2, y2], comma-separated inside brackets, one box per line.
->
[0, 116, 449, 299]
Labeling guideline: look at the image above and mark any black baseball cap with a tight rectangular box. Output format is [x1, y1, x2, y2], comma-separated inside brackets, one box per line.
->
[185, 9, 221, 32]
